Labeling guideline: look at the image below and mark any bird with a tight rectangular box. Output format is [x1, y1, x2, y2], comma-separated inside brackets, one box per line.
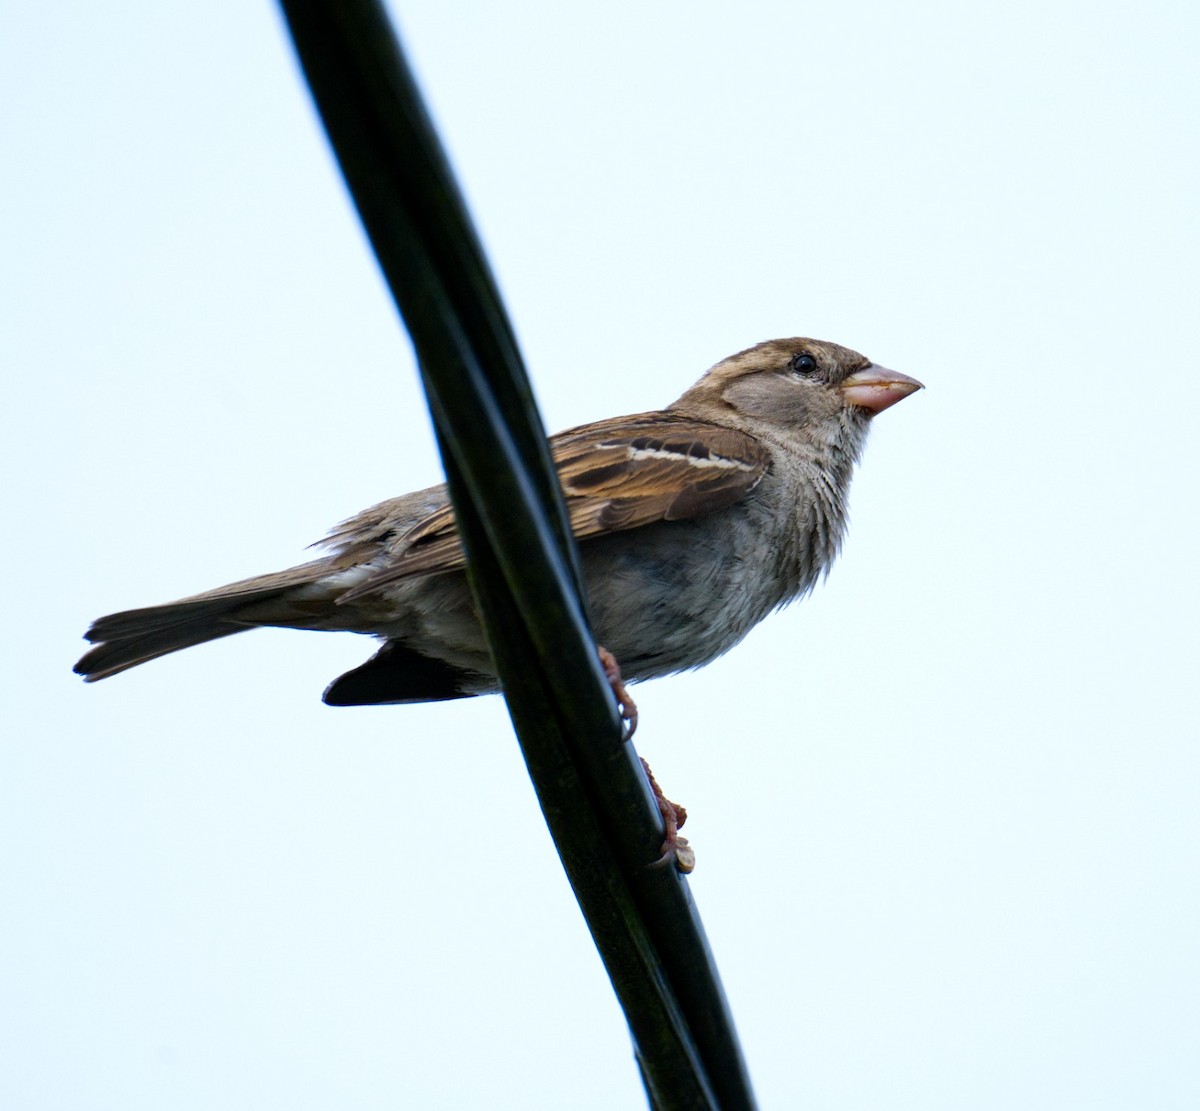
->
[75, 338, 922, 710]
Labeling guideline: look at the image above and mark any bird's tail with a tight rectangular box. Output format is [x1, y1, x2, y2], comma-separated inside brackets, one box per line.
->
[74, 558, 339, 682]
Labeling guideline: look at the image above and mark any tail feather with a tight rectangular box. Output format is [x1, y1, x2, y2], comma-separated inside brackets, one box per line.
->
[75, 559, 336, 682]
[75, 622, 250, 682]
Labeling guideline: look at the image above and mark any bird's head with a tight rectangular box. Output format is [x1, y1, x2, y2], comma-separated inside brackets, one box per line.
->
[670, 337, 923, 446]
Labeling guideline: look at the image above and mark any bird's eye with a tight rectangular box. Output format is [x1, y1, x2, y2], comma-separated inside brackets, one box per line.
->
[788, 353, 819, 377]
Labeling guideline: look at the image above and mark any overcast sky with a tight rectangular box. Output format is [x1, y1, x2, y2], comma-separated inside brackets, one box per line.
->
[4, 2, 1199, 1108]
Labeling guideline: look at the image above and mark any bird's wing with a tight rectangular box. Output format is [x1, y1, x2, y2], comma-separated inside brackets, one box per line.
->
[336, 414, 769, 601]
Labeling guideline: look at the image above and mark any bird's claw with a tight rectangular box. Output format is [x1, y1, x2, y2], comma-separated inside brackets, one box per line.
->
[596, 650, 691, 870]
[640, 757, 695, 873]
[598, 645, 638, 739]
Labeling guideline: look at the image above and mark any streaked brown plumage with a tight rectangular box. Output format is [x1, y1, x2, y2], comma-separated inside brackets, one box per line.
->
[75, 338, 921, 704]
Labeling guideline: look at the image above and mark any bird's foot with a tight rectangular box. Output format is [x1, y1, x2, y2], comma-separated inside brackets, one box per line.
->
[595, 649, 691, 870]
[598, 645, 638, 739]
[640, 757, 695, 873]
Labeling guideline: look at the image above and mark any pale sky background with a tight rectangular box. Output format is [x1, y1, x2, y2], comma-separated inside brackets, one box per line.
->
[4, 2, 1198, 1108]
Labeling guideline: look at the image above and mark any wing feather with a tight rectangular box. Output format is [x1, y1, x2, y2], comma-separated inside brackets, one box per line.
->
[337, 414, 768, 602]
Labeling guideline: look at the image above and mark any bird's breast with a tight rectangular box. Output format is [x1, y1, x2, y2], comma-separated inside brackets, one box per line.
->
[578, 485, 823, 682]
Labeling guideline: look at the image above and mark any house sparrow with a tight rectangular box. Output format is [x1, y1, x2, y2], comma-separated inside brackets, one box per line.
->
[75, 338, 922, 708]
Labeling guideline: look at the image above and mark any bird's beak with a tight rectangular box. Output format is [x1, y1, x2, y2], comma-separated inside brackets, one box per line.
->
[841, 364, 924, 414]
